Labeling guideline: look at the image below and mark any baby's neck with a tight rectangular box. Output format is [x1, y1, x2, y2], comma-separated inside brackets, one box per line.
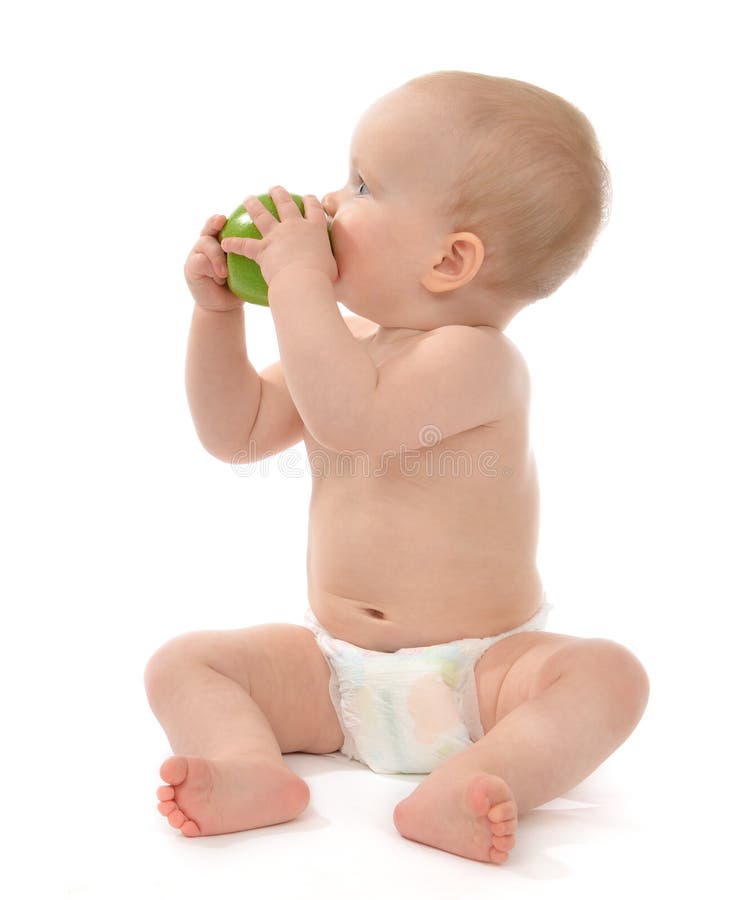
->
[370, 326, 427, 345]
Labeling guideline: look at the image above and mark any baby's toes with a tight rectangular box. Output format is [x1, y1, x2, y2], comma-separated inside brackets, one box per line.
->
[168, 807, 187, 829]
[490, 816, 516, 836]
[157, 800, 177, 817]
[180, 819, 201, 837]
[157, 785, 175, 802]
[487, 798, 517, 824]
[489, 845, 510, 864]
[492, 831, 516, 853]
[488, 799, 517, 861]
[490, 813, 516, 853]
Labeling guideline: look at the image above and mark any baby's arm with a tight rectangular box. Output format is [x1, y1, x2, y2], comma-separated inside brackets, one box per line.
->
[182, 214, 264, 460]
[185, 304, 262, 459]
[221, 188, 379, 450]
[268, 269, 379, 449]
[221, 188, 519, 456]
[183, 211, 316, 463]
[270, 279, 517, 456]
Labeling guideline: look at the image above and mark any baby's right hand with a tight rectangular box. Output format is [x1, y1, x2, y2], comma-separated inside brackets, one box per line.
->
[184, 214, 244, 312]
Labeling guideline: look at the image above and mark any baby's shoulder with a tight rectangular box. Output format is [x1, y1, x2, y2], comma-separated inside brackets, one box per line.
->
[444, 323, 529, 370]
[465, 324, 531, 401]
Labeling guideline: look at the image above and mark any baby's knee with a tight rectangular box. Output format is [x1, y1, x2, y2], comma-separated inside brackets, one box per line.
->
[579, 638, 650, 728]
[143, 630, 215, 702]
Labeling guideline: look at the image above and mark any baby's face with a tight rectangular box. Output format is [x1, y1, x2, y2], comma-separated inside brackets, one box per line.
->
[322, 87, 463, 324]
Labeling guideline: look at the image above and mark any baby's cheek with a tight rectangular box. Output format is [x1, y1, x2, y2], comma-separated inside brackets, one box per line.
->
[332, 207, 381, 255]
[329, 212, 353, 246]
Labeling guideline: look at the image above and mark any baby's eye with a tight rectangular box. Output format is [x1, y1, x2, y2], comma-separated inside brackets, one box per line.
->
[357, 179, 369, 196]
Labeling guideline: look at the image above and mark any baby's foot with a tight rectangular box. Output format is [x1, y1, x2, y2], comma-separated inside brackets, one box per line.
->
[155, 754, 310, 837]
[393, 768, 517, 864]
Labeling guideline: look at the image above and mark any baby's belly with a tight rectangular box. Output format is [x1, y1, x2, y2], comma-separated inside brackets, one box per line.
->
[305, 482, 542, 652]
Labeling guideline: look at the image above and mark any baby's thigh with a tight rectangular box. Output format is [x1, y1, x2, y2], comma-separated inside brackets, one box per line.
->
[245, 623, 345, 755]
[167, 623, 343, 755]
[231, 623, 344, 755]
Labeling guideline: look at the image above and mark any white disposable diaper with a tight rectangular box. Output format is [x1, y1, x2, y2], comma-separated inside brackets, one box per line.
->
[304, 601, 552, 774]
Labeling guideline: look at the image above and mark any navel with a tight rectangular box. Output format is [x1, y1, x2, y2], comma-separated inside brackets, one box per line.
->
[364, 608, 385, 619]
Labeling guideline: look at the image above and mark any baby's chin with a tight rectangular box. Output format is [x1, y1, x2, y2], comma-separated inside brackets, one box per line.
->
[334, 286, 370, 319]
[334, 280, 416, 329]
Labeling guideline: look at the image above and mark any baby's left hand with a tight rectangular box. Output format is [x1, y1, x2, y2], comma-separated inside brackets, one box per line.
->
[220, 185, 338, 287]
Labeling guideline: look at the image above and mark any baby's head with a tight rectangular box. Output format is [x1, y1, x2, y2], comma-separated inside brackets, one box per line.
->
[324, 71, 610, 330]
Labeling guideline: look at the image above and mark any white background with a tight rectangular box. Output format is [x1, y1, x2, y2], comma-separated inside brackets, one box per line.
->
[1, 1, 741, 897]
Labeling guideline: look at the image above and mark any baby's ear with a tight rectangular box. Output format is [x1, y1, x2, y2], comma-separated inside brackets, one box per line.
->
[420, 232, 485, 293]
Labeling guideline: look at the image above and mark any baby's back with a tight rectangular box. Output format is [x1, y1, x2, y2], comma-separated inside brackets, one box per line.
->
[306, 325, 542, 652]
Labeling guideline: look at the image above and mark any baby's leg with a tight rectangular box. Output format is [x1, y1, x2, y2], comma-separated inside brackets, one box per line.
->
[394, 633, 649, 864]
[144, 624, 343, 837]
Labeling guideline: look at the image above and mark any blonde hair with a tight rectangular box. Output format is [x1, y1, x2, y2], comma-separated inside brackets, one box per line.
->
[405, 71, 611, 304]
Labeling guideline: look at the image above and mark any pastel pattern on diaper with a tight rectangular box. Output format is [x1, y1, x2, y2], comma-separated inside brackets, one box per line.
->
[303, 601, 553, 774]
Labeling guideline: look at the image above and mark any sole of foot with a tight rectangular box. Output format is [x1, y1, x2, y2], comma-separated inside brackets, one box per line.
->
[156, 754, 310, 837]
[393, 769, 517, 864]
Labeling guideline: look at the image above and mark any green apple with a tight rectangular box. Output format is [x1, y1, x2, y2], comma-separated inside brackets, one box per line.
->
[220, 193, 326, 306]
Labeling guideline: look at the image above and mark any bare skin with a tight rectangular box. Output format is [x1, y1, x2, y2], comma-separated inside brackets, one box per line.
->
[153, 320, 532, 855]
[148, 80, 650, 862]
[156, 756, 309, 838]
[304, 321, 541, 653]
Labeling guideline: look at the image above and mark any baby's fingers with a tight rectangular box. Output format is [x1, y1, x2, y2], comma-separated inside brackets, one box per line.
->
[221, 236, 261, 259]
[302, 194, 328, 224]
[187, 250, 227, 284]
[189, 233, 228, 280]
[200, 213, 227, 237]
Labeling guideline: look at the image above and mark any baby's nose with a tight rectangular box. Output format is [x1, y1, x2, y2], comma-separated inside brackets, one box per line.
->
[321, 191, 337, 217]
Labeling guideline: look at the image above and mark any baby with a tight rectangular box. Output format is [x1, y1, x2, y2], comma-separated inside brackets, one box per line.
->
[145, 71, 650, 864]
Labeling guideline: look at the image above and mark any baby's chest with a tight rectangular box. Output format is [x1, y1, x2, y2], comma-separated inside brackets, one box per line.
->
[305, 424, 506, 521]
